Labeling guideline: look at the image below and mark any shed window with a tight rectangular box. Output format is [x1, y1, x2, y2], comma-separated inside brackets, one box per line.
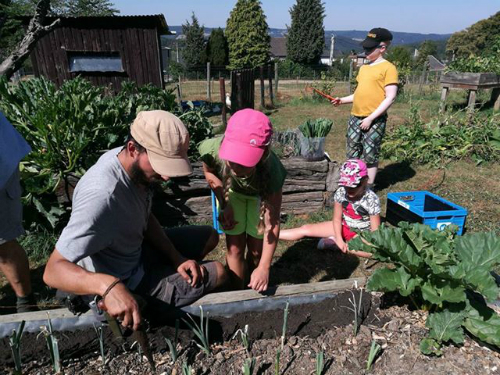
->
[68, 52, 123, 73]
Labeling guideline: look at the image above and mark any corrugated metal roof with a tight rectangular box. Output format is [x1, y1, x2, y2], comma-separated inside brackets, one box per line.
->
[19, 14, 170, 34]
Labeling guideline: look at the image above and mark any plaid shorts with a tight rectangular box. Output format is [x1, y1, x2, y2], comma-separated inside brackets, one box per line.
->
[346, 115, 387, 166]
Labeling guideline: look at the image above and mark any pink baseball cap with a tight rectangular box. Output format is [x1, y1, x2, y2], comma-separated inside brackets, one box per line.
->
[338, 159, 368, 187]
[219, 109, 273, 167]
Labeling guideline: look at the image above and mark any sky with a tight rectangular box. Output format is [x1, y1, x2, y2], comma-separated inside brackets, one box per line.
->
[112, 0, 499, 34]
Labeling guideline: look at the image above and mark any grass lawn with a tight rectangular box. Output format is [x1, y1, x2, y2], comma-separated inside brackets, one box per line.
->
[1, 82, 498, 310]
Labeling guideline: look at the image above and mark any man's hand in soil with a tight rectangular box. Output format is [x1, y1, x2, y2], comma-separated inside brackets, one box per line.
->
[177, 259, 206, 287]
[104, 282, 141, 331]
[359, 117, 373, 131]
[248, 266, 269, 292]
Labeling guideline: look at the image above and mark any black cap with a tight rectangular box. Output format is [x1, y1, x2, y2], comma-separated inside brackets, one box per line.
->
[361, 28, 393, 49]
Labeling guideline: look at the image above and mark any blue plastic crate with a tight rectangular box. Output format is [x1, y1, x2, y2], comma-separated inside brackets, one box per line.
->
[386, 191, 468, 235]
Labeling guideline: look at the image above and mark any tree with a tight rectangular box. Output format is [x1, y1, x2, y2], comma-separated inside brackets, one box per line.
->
[207, 27, 228, 66]
[182, 12, 206, 67]
[63, 0, 118, 16]
[447, 11, 500, 57]
[386, 46, 412, 69]
[0, 0, 60, 79]
[415, 40, 437, 68]
[225, 0, 270, 69]
[286, 0, 325, 65]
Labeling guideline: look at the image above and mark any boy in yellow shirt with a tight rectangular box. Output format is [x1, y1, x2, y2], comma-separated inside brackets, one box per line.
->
[333, 28, 398, 189]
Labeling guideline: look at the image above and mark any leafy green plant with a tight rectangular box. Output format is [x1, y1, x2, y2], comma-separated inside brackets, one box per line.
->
[366, 340, 382, 370]
[315, 351, 325, 375]
[178, 102, 213, 161]
[38, 316, 63, 374]
[350, 222, 500, 355]
[242, 357, 256, 375]
[298, 118, 333, 138]
[10, 320, 25, 375]
[183, 306, 211, 355]
[164, 319, 180, 363]
[382, 103, 500, 166]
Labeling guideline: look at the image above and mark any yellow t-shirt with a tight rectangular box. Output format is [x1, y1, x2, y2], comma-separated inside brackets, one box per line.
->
[351, 60, 398, 117]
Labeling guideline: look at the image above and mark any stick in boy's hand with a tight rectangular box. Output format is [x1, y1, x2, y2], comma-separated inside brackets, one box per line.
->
[331, 97, 342, 106]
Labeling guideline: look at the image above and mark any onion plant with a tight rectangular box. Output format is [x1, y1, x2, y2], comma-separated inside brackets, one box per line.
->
[181, 361, 193, 375]
[345, 289, 364, 336]
[38, 316, 63, 374]
[242, 357, 256, 375]
[93, 324, 107, 369]
[9, 320, 26, 375]
[281, 302, 290, 351]
[232, 324, 250, 352]
[182, 306, 211, 355]
[164, 319, 180, 363]
[366, 340, 382, 370]
[316, 351, 325, 375]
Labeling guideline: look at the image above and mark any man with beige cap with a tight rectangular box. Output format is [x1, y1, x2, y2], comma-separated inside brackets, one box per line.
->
[44, 111, 226, 330]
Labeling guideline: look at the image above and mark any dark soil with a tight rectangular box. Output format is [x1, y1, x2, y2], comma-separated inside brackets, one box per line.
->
[2, 290, 500, 374]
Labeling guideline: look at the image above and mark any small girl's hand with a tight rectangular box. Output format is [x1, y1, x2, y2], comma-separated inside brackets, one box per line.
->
[337, 239, 348, 253]
[219, 204, 238, 230]
[248, 266, 269, 292]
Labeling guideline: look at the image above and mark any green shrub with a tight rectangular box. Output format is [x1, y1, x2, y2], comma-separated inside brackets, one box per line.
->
[350, 222, 500, 356]
[0, 77, 211, 230]
[382, 103, 500, 165]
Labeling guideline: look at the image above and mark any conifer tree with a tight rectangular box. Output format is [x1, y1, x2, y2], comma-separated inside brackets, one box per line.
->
[286, 0, 325, 65]
[182, 12, 207, 67]
[225, 0, 270, 69]
[207, 28, 228, 66]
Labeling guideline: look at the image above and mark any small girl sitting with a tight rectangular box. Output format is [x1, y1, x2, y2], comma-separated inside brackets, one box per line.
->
[199, 109, 287, 291]
[279, 159, 380, 258]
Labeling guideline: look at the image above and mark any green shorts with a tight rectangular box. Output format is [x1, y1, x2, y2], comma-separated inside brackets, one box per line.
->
[346, 114, 387, 166]
[218, 189, 263, 239]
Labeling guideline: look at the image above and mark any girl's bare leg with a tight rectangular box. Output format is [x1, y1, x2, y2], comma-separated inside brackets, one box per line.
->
[225, 233, 247, 290]
[279, 221, 335, 241]
[246, 235, 264, 276]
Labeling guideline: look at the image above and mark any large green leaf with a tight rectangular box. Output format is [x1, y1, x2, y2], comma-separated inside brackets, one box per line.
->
[426, 309, 465, 345]
[367, 267, 420, 296]
[421, 278, 465, 305]
[419, 338, 443, 356]
[463, 296, 500, 348]
[461, 264, 499, 302]
[454, 232, 500, 269]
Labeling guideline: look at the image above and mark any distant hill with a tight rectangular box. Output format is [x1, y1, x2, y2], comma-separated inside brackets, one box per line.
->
[166, 26, 451, 54]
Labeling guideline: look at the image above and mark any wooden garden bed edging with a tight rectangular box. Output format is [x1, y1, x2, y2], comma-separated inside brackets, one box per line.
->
[154, 157, 339, 226]
[0, 277, 364, 338]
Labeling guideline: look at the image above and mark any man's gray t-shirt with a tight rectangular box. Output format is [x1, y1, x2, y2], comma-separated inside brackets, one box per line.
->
[56, 147, 152, 289]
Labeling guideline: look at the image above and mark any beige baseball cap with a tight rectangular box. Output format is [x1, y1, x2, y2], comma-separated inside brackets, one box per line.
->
[130, 110, 192, 177]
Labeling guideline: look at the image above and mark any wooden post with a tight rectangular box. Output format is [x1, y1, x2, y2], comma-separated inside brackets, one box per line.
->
[259, 66, 265, 108]
[467, 89, 477, 112]
[206, 62, 211, 101]
[177, 76, 182, 104]
[268, 64, 274, 107]
[418, 63, 427, 95]
[348, 60, 354, 94]
[219, 77, 227, 127]
[274, 61, 279, 97]
[237, 72, 243, 112]
[439, 87, 448, 112]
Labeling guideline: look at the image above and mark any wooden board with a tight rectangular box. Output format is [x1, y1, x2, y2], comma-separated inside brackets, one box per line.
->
[191, 277, 367, 306]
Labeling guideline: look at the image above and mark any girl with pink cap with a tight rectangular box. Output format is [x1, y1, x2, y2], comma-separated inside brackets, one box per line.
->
[279, 159, 381, 258]
[199, 109, 287, 291]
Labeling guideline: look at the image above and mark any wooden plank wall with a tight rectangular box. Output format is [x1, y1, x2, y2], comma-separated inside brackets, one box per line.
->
[30, 26, 163, 90]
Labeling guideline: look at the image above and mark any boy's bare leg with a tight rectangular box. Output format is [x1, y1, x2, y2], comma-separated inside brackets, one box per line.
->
[279, 221, 335, 241]
[0, 240, 32, 297]
[225, 233, 247, 290]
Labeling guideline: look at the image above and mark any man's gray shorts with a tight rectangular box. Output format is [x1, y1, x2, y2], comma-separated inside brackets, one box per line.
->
[134, 225, 219, 307]
[0, 168, 25, 245]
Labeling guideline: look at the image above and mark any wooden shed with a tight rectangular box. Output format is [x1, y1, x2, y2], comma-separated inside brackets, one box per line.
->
[24, 15, 170, 90]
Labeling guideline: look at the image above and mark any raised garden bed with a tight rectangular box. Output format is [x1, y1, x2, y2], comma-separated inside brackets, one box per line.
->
[2, 278, 500, 374]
